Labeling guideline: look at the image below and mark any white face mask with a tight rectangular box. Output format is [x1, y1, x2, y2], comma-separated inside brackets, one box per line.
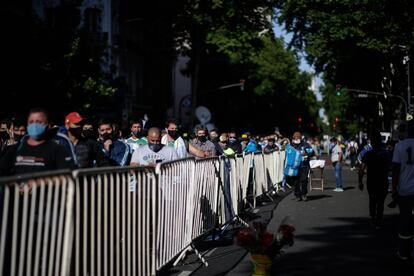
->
[292, 139, 301, 144]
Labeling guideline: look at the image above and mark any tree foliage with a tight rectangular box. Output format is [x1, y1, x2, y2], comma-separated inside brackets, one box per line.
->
[173, 0, 318, 133]
[275, 0, 414, 134]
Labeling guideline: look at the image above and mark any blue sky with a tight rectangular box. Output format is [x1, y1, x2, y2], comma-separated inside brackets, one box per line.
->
[273, 22, 327, 121]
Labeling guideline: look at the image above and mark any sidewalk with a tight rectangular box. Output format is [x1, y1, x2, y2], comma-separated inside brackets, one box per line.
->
[228, 166, 412, 276]
[165, 165, 413, 275]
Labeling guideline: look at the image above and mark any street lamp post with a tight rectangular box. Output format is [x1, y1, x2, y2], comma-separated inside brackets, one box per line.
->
[393, 45, 412, 115]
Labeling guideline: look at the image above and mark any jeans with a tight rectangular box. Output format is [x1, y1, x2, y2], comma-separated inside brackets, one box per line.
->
[334, 162, 343, 188]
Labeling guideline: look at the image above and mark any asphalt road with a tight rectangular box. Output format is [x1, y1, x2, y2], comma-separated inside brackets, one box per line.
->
[164, 162, 413, 276]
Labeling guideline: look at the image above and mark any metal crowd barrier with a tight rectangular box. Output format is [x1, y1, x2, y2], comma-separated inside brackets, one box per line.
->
[154, 157, 196, 270]
[0, 150, 285, 275]
[0, 170, 74, 276]
[73, 166, 157, 276]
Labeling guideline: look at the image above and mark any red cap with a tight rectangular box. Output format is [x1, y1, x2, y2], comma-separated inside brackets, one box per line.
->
[65, 112, 85, 124]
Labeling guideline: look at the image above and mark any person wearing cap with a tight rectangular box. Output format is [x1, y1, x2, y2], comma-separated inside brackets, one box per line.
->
[0, 107, 74, 176]
[65, 112, 110, 168]
[243, 133, 260, 154]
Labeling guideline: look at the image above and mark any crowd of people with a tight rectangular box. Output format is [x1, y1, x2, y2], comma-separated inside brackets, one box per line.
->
[0, 108, 413, 262]
[0, 108, 304, 176]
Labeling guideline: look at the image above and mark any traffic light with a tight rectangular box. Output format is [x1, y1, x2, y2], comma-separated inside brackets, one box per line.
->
[335, 84, 342, 96]
[335, 117, 339, 123]
[240, 79, 245, 91]
[297, 117, 302, 123]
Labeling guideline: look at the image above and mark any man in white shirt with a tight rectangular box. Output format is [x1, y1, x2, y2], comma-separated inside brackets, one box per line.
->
[130, 127, 178, 167]
[392, 121, 414, 261]
[331, 137, 344, 192]
[161, 119, 188, 159]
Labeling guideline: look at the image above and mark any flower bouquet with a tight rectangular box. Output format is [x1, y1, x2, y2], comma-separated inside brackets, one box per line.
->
[235, 220, 295, 275]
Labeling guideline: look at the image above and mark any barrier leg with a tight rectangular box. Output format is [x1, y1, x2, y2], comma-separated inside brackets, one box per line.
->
[172, 243, 209, 267]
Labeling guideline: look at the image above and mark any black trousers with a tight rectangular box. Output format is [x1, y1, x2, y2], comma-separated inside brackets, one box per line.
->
[287, 167, 309, 198]
[367, 181, 388, 220]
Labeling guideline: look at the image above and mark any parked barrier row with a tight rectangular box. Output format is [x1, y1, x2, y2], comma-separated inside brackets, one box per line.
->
[0, 150, 285, 276]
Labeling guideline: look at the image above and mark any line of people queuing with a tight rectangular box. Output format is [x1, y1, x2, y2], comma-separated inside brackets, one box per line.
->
[0, 108, 293, 177]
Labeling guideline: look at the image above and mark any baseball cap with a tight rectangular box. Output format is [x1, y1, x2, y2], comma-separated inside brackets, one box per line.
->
[65, 112, 85, 124]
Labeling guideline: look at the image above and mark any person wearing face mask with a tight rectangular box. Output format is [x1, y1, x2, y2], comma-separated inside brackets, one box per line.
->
[97, 120, 131, 166]
[126, 119, 148, 154]
[0, 119, 12, 155]
[10, 119, 26, 144]
[190, 126, 216, 157]
[284, 131, 314, 201]
[64, 112, 109, 168]
[161, 118, 188, 159]
[0, 108, 75, 176]
[131, 127, 178, 167]
[228, 131, 242, 154]
[209, 129, 219, 143]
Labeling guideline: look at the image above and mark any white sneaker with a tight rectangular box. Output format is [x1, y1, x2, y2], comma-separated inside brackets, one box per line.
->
[333, 188, 344, 192]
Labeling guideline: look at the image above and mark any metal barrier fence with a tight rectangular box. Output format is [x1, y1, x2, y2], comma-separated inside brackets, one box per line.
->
[0, 150, 285, 276]
[0, 170, 74, 276]
[73, 167, 157, 276]
[155, 157, 196, 270]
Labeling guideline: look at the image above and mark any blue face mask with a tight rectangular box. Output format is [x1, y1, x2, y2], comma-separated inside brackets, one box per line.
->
[27, 123, 47, 140]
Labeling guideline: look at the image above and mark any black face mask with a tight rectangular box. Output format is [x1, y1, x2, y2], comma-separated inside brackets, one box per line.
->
[14, 134, 24, 142]
[0, 131, 9, 141]
[198, 135, 207, 143]
[102, 132, 112, 141]
[132, 131, 142, 138]
[82, 129, 95, 140]
[69, 127, 83, 139]
[148, 143, 163, 153]
[210, 137, 218, 143]
[168, 130, 180, 140]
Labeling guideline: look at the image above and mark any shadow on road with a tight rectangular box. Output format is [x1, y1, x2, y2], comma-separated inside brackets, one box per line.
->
[271, 215, 413, 276]
[306, 194, 332, 201]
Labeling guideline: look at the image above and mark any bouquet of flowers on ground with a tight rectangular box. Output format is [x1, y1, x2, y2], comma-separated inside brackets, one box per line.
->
[235, 219, 295, 259]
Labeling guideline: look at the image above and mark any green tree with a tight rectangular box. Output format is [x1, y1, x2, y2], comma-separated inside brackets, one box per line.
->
[275, 0, 414, 132]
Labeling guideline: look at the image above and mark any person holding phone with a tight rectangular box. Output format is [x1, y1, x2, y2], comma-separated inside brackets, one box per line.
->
[130, 127, 178, 167]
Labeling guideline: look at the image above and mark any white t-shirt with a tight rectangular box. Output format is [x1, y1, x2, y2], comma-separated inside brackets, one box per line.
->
[131, 144, 178, 166]
[392, 138, 414, 196]
[331, 144, 342, 163]
[161, 136, 188, 159]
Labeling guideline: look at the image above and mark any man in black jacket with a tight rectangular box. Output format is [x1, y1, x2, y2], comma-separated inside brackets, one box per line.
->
[65, 112, 109, 168]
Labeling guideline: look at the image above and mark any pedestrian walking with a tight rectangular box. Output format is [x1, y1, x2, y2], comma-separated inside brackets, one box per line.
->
[331, 137, 344, 192]
[392, 121, 414, 261]
[358, 131, 390, 229]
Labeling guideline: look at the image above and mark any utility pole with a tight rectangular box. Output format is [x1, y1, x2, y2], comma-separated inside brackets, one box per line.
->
[393, 45, 413, 119]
